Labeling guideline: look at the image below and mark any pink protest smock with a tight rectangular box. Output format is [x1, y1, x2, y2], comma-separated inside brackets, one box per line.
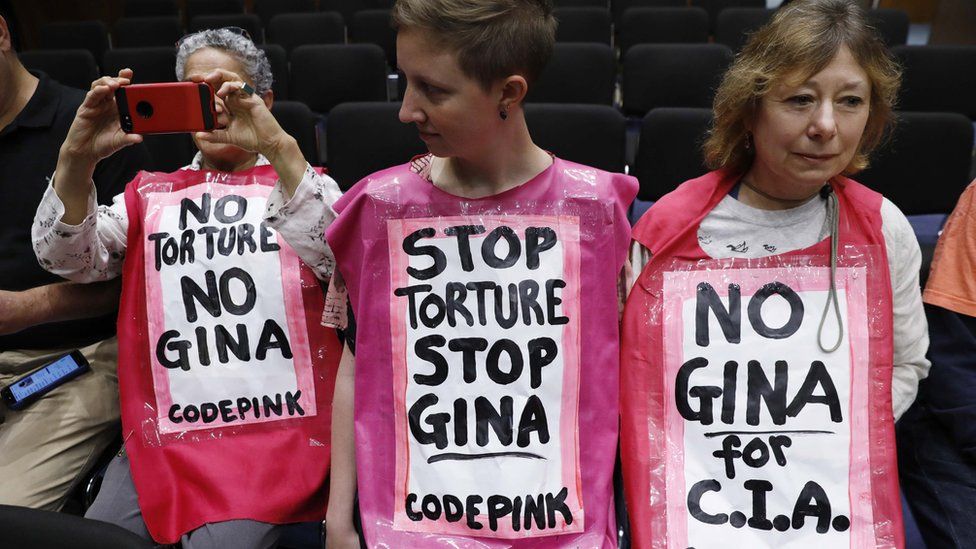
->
[119, 165, 341, 543]
[620, 169, 902, 548]
[327, 157, 638, 547]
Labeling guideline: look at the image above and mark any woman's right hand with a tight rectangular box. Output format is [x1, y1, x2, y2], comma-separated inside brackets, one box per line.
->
[60, 69, 143, 166]
[54, 69, 143, 225]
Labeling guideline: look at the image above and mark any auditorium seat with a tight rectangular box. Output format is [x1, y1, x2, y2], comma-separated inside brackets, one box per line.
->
[103, 47, 177, 83]
[553, 7, 612, 45]
[290, 44, 388, 114]
[0, 505, 154, 549]
[894, 45, 976, 120]
[320, 0, 393, 25]
[633, 107, 713, 201]
[622, 44, 733, 115]
[619, 7, 709, 54]
[267, 13, 346, 57]
[253, 0, 316, 27]
[858, 111, 974, 215]
[326, 102, 426, 190]
[690, 0, 765, 34]
[715, 8, 774, 52]
[259, 44, 289, 100]
[278, 522, 325, 549]
[525, 104, 627, 173]
[39, 21, 110, 67]
[613, 0, 685, 26]
[189, 14, 263, 43]
[526, 43, 615, 105]
[19, 50, 98, 90]
[185, 0, 244, 23]
[867, 8, 909, 47]
[554, 0, 608, 7]
[124, 0, 179, 17]
[350, 10, 396, 68]
[114, 17, 183, 48]
[272, 101, 321, 166]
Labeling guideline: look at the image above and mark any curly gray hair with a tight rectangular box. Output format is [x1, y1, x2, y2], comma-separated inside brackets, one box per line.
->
[175, 28, 273, 95]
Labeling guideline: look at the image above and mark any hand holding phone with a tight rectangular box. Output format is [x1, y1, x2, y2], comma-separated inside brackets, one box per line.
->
[192, 68, 280, 151]
[115, 82, 217, 135]
[60, 68, 145, 166]
[191, 67, 306, 186]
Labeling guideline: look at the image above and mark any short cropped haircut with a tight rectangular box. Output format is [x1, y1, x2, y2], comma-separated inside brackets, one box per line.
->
[175, 28, 273, 96]
[392, 0, 556, 90]
[704, 0, 902, 175]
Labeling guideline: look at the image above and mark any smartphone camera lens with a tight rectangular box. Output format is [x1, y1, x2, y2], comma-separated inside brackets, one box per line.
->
[135, 101, 154, 119]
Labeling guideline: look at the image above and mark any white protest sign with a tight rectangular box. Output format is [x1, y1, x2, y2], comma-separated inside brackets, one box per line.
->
[143, 182, 316, 434]
[662, 266, 874, 548]
[388, 215, 585, 538]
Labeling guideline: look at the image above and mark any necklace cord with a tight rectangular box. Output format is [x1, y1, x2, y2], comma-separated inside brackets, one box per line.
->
[817, 186, 844, 353]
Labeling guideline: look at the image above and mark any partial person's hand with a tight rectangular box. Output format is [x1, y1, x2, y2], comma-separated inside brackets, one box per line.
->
[60, 69, 143, 165]
[324, 524, 361, 549]
[192, 68, 294, 163]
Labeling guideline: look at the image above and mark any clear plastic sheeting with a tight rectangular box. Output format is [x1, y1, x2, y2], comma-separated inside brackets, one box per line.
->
[132, 170, 322, 446]
[623, 246, 902, 549]
[325, 159, 638, 547]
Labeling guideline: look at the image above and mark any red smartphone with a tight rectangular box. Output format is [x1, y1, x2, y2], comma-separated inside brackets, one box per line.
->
[115, 82, 217, 134]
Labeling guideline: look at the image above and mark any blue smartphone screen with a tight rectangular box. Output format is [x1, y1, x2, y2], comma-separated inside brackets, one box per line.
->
[8, 354, 83, 402]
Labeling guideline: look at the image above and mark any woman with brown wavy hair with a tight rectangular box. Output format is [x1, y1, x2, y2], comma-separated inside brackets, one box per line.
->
[620, 1, 928, 547]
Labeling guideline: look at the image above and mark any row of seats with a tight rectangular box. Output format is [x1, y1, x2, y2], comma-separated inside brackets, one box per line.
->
[561, 6, 910, 51]
[34, 11, 396, 65]
[123, 0, 392, 25]
[33, 5, 913, 69]
[21, 42, 976, 121]
[119, 0, 765, 26]
[135, 102, 971, 218]
[18, 43, 385, 109]
[120, 0, 775, 29]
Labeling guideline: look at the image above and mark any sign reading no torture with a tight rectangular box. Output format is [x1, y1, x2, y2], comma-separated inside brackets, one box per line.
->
[143, 183, 316, 435]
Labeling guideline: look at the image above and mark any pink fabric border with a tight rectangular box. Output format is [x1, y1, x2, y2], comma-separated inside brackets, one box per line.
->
[143, 183, 314, 434]
[662, 265, 872, 547]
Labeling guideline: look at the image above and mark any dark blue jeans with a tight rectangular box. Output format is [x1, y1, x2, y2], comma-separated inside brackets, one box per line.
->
[897, 305, 976, 549]
[898, 401, 976, 549]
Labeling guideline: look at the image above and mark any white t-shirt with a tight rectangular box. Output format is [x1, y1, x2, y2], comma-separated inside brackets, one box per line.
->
[631, 191, 930, 421]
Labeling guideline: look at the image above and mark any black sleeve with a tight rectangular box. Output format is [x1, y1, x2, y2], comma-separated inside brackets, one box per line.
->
[921, 303, 976, 460]
[91, 142, 152, 205]
[337, 297, 357, 355]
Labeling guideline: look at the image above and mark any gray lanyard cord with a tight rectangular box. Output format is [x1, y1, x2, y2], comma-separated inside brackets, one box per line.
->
[817, 187, 844, 353]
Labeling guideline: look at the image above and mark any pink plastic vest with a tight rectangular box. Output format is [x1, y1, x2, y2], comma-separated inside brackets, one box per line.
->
[621, 169, 902, 548]
[120, 165, 340, 542]
[327, 158, 638, 547]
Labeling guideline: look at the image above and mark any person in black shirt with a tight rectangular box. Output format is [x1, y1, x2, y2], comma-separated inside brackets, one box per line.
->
[0, 13, 149, 510]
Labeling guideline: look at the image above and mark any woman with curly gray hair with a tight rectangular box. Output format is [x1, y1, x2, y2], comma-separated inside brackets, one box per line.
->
[32, 28, 343, 549]
[41, 26, 337, 250]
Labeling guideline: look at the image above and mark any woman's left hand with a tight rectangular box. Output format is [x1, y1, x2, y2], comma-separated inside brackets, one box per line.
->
[191, 68, 294, 162]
